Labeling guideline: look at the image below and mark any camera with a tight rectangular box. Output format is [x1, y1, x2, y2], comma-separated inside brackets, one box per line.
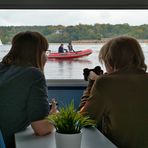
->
[83, 66, 103, 81]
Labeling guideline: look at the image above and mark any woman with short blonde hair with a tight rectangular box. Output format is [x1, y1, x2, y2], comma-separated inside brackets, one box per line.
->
[80, 36, 148, 148]
[99, 36, 147, 72]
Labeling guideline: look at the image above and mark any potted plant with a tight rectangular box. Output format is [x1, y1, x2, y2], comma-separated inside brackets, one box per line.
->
[47, 101, 96, 148]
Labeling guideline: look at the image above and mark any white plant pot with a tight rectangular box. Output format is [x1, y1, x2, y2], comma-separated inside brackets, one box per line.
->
[55, 132, 82, 148]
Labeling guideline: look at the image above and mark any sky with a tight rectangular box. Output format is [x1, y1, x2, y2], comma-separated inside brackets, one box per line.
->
[0, 9, 148, 26]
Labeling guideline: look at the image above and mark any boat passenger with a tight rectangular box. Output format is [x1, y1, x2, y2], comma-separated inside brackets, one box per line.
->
[58, 43, 68, 53]
[79, 36, 148, 148]
[67, 42, 75, 52]
[0, 31, 56, 148]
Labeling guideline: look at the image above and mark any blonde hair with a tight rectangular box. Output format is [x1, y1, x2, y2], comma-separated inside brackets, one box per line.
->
[99, 36, 147, 71]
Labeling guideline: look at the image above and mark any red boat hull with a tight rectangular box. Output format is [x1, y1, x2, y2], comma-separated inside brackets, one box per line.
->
[47, 49, 92, 59]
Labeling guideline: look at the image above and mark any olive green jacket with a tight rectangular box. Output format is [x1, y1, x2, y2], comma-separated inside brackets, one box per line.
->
[80, 68, 148, 148]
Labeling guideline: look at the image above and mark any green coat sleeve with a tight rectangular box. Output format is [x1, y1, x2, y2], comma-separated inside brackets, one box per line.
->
[80, 77, 106, 125]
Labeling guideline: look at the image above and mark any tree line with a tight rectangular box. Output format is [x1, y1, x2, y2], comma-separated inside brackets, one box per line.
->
[0, 23, 148, 44]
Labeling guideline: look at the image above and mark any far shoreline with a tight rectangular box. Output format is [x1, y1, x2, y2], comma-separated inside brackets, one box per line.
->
[2, 39, 148, 45]
[71, 39, 148, 44]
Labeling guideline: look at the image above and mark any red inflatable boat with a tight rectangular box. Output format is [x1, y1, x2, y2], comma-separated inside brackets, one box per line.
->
[47, 49, 92, 59]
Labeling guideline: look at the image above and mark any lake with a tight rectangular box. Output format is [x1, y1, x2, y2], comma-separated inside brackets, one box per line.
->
[0, 43, 148, 79]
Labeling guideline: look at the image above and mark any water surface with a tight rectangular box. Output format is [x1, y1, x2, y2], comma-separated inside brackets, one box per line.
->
[0, 43, 148, 79]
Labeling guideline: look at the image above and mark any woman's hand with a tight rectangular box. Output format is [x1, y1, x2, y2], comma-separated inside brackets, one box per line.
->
[49, 99, 59, 114]
[88, 71, 99, 81]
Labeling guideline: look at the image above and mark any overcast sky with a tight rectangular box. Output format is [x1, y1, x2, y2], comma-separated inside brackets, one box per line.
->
[0, 9, 148, 26]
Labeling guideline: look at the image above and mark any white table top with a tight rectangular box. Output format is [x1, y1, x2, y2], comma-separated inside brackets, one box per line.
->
[15, 126, 117, 148]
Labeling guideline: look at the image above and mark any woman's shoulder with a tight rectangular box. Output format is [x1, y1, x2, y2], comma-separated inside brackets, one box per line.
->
[23, 66, 44, 79]
[94, 74, 112, 87]
[95, 69, 148, 85]
[96, 73, 113, 81]
[9, 65, 45, 80]
[25, 66, 42, 73]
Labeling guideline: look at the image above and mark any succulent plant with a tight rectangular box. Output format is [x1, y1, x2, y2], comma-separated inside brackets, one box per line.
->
[47, 101, 96, 134]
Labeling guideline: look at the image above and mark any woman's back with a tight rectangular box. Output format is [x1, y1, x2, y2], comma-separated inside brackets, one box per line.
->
[92, 69, 148, 147]
[0, 63, 49, 148]
[80, 36, 148, 148]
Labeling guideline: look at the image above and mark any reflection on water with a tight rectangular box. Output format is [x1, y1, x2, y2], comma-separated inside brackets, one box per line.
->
[48, 58, 92, 64]
[45, 57, 94, 79]
[1, 43, 148, 79]
[46, 58, 92, 79]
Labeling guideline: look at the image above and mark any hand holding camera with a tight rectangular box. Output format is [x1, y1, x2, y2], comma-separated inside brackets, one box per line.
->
[88, 71, 99, 80]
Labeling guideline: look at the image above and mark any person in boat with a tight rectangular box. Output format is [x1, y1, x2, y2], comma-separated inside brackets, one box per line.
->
[79, 36, 148, 148]
[0, 31, 56, 148]
[58, 43, 68, 53]
[67, 42, 75, 52]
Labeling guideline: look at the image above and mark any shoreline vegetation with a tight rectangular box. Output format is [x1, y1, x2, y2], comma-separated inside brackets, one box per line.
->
[71, 39, 148, 44]
[0, 24, 148, 44]
[1, 39, 148, 46]
[1, 39, 148, 45]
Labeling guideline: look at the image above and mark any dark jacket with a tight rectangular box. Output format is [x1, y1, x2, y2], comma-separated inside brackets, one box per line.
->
[80, 68, 148, 148]
[58, 46, 64, 53]
[0, 63, 49, 148]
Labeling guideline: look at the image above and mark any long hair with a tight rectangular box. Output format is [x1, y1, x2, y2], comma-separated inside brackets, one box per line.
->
[99, 36, 147, 71]
[2, 31, 48, 72]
